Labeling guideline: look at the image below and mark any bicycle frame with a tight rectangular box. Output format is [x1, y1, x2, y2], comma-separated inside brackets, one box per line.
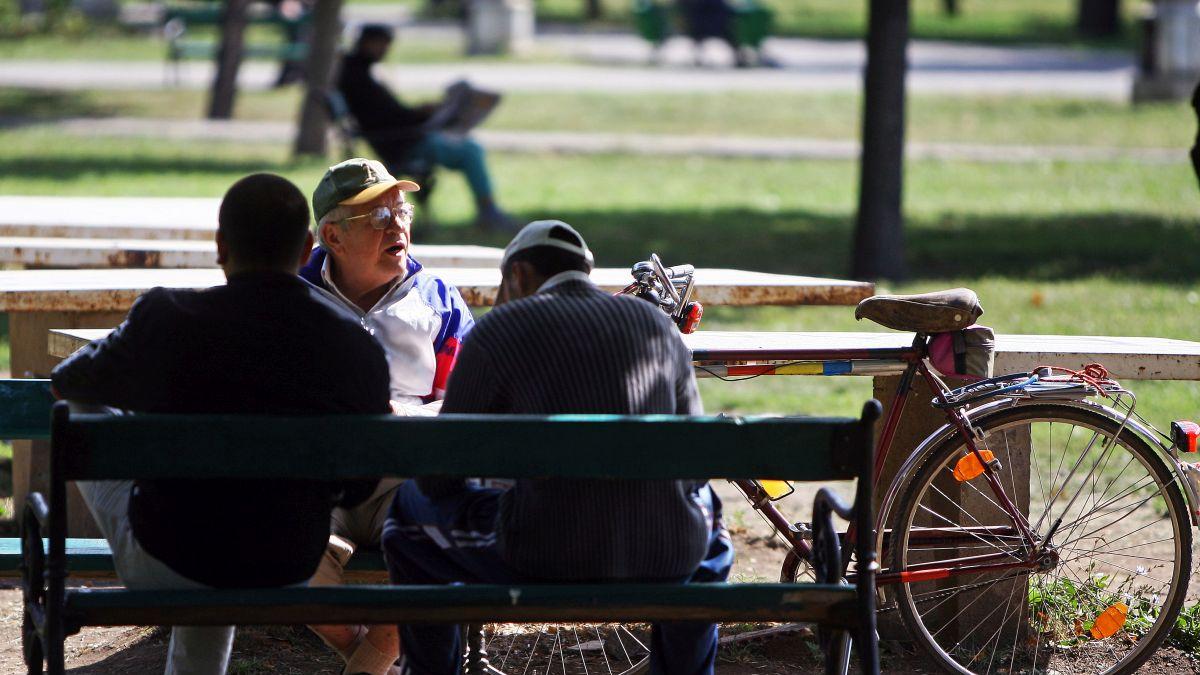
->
[695, 333, 1051, 589]
[623, 257, 1194, 596]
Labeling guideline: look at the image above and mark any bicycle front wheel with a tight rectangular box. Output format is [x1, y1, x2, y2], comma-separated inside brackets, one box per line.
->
[480, 623, 651, 675]
[889, 403, 1191, 675]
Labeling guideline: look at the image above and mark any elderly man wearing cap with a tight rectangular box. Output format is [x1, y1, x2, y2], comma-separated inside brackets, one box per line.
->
[300, 158, 475, 675]
[382, 221, 733, 675]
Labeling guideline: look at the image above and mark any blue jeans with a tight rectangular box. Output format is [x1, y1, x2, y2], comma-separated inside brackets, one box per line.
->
[383, 481, 734, 675]
[409, 133, 494, 201]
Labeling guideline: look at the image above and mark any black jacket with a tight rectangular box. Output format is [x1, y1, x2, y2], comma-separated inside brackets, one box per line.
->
[51, 271, 392, 588]
[337, 51, 431, 163]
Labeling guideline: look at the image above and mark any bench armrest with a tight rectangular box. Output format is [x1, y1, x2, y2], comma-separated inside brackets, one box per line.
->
[25, 492, 49, 530]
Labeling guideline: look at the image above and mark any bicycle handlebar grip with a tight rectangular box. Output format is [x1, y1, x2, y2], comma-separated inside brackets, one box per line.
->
[665, 264, 694, 278]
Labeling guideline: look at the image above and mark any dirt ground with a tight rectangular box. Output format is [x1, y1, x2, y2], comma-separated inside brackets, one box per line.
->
[1, 481, 1197, 673]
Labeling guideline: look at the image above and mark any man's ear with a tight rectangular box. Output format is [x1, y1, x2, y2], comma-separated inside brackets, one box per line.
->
[319, 221, 344, 254]
[512, 261, 544, 298]
[297, 230, 315, 269]
[215, 228, 228, 266]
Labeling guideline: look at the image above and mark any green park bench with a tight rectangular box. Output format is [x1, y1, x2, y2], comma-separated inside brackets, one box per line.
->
[18, 397, 881, 675]
[0, 380, 386, 577]
[162, 3, 310, 81]
[632, 0, 774, 52]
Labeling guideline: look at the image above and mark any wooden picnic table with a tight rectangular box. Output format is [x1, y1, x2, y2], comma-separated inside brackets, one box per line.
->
[49, 329, 1200, 382]
[0, 267, 872, 314]
[684, 331, 1200, 380]
[0, 196, 218, 241]
[0, 237, 504, 270]
[7, 267, 872, 536]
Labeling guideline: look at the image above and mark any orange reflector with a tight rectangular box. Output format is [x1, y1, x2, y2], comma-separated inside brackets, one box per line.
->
[952, 450, 995, 482]
[1090, 602, 1129, 640]
[757, 480, 794, 500]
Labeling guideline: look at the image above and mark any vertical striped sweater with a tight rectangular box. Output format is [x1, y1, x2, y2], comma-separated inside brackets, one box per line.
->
[426, 274, 712, 580]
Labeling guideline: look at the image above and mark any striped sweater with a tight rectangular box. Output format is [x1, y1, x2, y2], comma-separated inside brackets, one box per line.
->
[426, 272, 712, 580]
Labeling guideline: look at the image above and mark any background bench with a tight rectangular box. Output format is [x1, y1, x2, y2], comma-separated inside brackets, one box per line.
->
[632, 0, 774, 57]
[22, 402, 881, 675]
[162, 2, 309, 82]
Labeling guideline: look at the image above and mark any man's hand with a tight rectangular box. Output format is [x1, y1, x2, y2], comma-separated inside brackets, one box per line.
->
[390, 399, 442, 416]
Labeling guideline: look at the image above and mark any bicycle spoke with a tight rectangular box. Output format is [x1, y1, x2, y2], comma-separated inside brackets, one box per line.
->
[894, 408, 1190, 675]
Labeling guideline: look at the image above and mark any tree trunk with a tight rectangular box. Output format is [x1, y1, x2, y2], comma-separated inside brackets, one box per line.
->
[1078, 0, 1121, 37]
[585, 0, 602, 20]
[207, 0, 252, 120]
[294, 0, 346, 157]
[851, 0, 910, 281]
[942, 0, 958, 17]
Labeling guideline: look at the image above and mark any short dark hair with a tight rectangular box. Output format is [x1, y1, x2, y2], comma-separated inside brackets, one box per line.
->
[358, 23, 394, 44]
[504, 226, 592, 278]
[217, 173, 311, 269]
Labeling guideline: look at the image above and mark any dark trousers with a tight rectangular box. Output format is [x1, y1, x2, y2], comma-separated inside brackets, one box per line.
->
[382, 481, 734, 675]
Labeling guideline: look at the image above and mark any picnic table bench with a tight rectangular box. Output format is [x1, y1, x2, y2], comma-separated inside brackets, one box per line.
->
[0, 237, 504, 270]
[21, 401, 881, 675]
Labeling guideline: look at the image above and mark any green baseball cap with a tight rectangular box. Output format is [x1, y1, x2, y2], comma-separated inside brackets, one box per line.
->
[312, 158, 419, 223]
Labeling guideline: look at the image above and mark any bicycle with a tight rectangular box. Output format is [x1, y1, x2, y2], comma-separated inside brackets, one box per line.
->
[478, 256, 1200, 675]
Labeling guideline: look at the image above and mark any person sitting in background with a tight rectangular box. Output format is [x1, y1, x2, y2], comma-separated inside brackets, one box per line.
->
[338, 24, 516, 231]
[50, 173, 391, 675]
[382, 220, 733, 675]
[300, 158, 475, 675]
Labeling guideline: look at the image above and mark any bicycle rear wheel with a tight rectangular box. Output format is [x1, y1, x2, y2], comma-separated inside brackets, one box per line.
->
[889, 403, 1191, 675]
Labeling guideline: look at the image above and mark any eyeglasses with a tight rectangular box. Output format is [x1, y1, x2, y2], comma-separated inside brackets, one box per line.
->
[341, 202, 415, 230]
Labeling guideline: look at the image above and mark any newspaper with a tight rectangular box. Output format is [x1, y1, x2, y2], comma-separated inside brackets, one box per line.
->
[421, 80, 502, 135]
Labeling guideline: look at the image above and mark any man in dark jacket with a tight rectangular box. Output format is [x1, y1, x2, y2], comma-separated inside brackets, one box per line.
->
[338, 24, 515, 231]
[51, 173, 392, 675]
[382, 220, 733, 675]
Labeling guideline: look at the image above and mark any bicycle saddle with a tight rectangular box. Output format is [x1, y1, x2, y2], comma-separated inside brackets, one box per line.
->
[854, 288, 983, 333]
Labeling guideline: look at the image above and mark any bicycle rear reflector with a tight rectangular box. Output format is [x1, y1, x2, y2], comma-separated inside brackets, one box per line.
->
[1090, 602, 1129, 640]
[756, 479, 794, 500]
[952, 449, 995, 482]
[1173, 420, 1199, 453]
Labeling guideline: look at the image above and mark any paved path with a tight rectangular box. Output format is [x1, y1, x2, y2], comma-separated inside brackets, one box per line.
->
[32, 116, 1181, 164]
[0, 29, 1135, 99]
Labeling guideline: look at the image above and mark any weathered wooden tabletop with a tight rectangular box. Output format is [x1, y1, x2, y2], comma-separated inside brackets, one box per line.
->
[0, 268, 874, 311]
[0, 237, 504, 269]
[52, 328, 1200, 381]
[684, 331, 1200, 381]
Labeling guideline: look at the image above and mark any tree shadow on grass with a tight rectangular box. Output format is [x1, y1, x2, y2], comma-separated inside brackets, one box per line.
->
[424, 208, 1199, 283]
[0, 154, 285, 181]
[0, 89, 123, 126]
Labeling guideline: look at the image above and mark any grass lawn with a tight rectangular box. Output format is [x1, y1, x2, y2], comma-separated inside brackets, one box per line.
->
[530, 0, 1136, 47]
[0, 25, 482, 63]
[2, 87, 1194, 150]
[0, 128, 1195, 429]
[0, 0, 1137, 62]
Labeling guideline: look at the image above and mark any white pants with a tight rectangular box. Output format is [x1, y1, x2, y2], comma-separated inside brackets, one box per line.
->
[77, 480, 235, 675]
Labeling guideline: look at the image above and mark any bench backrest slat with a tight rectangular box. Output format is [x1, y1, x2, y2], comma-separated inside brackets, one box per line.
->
[57, 410, 868, 482]
[0, 379, 53, 439]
